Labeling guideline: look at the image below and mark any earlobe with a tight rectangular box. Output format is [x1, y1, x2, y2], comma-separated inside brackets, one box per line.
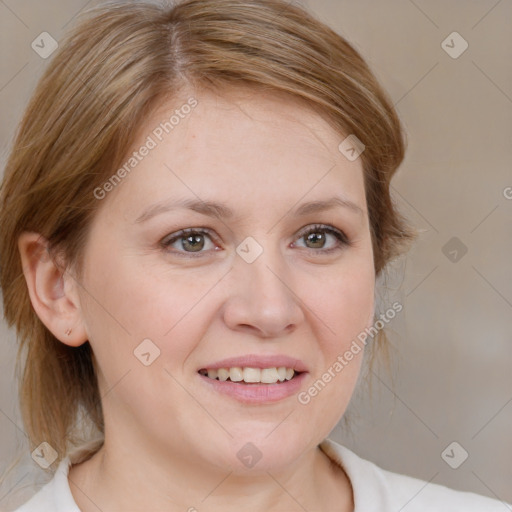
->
[17, 231, 88, 347]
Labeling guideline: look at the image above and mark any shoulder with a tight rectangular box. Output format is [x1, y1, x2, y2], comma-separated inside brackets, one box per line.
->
[319, 438, 510, 512]
[11, 456, 80, 512]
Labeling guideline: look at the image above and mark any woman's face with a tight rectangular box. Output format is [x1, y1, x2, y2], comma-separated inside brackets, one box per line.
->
[76, 87, 375, 473]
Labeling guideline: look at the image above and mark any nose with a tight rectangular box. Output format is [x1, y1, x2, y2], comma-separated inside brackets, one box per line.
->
[222, 246, 305, 339]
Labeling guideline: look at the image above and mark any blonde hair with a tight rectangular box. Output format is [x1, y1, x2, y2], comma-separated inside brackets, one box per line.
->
[0, 0, 417, 474]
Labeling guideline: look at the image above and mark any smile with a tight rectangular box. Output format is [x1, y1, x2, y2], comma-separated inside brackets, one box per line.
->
[198, 366, 298, 384]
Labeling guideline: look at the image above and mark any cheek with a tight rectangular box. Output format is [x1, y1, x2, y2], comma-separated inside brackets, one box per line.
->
[82, 244, 210, 334]
[79, 248, 225, 383]
[304, 259, 375, 352]
[294, 267, 373, 435]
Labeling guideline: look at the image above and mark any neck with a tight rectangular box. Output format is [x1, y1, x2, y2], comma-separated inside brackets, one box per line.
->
[68, 436, 353, 512]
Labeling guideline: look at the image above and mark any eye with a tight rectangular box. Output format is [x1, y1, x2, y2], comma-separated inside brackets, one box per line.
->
[292, 224, 351, 254]
[160, 224, 351, 258]
[160, 228, 219, 257]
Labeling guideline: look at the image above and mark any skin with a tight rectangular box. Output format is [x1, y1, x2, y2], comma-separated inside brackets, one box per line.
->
[19, 85, 376, 511]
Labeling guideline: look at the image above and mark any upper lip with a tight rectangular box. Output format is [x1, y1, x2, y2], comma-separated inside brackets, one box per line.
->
[199, 354, 308, 373]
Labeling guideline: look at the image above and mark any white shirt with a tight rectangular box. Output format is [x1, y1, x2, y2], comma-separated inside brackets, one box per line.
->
[12, 438, 510, 511]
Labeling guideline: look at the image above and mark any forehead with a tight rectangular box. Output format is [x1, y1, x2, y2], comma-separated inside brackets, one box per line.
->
[99, 86, 367, 219]
[160, 86, 342, 159]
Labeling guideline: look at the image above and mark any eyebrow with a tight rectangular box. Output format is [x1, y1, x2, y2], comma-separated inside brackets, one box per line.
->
[134, 195, 364, 224]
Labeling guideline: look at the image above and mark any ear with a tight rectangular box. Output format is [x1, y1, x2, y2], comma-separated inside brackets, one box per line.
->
[18, 231, 88, 347]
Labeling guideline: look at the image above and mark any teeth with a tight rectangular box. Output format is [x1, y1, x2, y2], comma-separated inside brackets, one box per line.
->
[229, 367, 243, 382]
[261, 368, 279, 383]
[201, 366, 298, 383]
[217, 368, 229, 381]
[243, 367, 261, 383]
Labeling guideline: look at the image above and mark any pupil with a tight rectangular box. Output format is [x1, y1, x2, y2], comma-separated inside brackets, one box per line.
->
[306, 232, 324, 248]
[183, 234, 204, 252]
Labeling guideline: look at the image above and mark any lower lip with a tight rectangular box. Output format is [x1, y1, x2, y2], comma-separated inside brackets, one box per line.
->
[198, 372, 308, 404]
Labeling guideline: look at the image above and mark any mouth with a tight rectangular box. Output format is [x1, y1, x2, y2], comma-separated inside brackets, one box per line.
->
[198, 366, 303, 384]
[197, 354, 308, 403]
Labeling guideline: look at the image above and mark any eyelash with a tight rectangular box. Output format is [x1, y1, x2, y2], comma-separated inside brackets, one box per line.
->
[160, 224, 352, 258]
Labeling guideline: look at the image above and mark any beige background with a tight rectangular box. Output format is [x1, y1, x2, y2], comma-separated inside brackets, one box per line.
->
[1, 0, 511, 509]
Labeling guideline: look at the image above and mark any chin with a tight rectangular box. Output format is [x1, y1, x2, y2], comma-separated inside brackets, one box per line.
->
[200, 427, 313, 475]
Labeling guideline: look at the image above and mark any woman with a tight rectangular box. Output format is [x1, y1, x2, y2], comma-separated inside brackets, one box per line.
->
[0, 1, 508, 510]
